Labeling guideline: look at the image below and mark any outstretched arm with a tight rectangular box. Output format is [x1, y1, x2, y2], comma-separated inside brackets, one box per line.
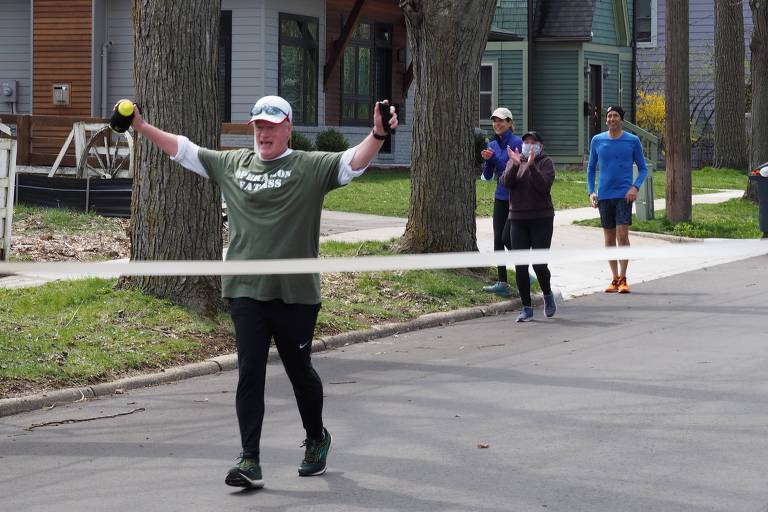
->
[129, 104, 208, 178]
[130, 105, 179, 157]
[348, 101, 399, 171]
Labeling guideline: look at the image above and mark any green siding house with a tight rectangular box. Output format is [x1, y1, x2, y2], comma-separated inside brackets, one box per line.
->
[482, 0, 651, 167]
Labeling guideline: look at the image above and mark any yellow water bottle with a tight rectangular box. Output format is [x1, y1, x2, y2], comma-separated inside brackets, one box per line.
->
[110, 99, 135, 133]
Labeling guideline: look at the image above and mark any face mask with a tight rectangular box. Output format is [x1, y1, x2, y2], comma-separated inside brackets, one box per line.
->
[521, 143, 541, 157]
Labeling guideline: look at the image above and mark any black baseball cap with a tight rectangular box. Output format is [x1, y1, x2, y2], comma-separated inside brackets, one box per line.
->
[521, 131, 543, 143]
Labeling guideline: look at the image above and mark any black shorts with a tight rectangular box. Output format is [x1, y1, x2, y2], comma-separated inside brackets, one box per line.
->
[598, 198, 632, 229]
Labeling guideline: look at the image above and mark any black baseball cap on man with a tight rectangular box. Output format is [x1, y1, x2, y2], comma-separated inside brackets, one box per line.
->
[521, 131, 543, 144]
[606, 105, 625, 120]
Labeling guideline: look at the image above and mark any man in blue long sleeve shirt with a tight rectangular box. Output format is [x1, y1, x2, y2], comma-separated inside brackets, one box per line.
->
[586, 105, 647, 294]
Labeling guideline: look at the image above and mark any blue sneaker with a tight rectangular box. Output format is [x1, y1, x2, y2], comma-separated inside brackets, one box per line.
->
[515, 306, 534, 322]
[298, 428, 332, 476]
[482, 281, 512, 297]
[225, 454, 264, 489]
[543, 293, 557, 318]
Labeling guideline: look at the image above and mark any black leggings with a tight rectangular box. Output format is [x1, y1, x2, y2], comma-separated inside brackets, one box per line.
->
[508, 217, 554, 307]
[493, 199, 512, 282]
[229, 298, 324, 461]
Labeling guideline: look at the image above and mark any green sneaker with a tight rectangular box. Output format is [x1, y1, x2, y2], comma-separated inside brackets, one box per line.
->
[225, 454, 264, 489]
[298, 428, 332, 476]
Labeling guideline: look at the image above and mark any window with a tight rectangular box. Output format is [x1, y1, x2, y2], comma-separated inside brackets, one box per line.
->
[219, 11, 232, 122]
[479, 63, 495, 123]
[341, 22, 393, 126]
[636, 0, 657, 48]
[279, 14, 319, 125]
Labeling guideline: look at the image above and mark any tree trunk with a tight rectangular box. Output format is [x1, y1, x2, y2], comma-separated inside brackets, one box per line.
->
[398, 0, 496, 253]
[714, 0, 747, 169]
[746, 0, 768, 202]
[665, 0, 692, 222]
[122, 0, 223, 317]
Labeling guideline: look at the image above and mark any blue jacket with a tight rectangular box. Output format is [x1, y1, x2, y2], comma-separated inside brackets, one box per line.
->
[481, 129, 523, 201]
[587, 131, 648, 200]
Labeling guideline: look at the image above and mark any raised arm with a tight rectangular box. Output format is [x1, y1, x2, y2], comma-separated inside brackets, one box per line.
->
[130, 105, 179, 157]
[129, 104, 208, 178]
[349, 101, 399, 171]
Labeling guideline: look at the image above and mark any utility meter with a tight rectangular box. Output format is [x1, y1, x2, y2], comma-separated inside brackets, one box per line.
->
[0, 80, 16, 103]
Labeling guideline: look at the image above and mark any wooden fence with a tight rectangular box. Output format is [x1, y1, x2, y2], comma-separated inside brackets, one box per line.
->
[0, 122, 18, 261]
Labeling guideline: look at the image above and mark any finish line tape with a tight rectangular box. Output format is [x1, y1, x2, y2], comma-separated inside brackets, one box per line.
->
[0, 240, 765, 277]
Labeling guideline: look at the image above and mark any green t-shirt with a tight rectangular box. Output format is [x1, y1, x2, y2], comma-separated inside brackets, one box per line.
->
[198, 148, 344, 304]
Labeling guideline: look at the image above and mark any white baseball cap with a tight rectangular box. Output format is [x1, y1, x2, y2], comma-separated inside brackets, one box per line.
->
[248, 95, 292, 124]
[490, 107, 514, 121]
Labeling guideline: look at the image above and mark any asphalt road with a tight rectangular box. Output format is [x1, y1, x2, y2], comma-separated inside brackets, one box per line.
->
[2, 256, 768, 512]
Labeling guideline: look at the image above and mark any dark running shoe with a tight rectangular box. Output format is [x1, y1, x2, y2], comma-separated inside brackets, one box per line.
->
[543, 293, 557, 318]
[225, 454, 264, 489]
[298, 428, 332, 476]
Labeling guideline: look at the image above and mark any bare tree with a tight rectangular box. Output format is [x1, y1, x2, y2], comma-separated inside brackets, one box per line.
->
[122, 0, 223, 316]
[665, 0, 692, 222]
[714, 0, 747, 169]
[746, 0, 768, 201]
[398, 0, 496, 253]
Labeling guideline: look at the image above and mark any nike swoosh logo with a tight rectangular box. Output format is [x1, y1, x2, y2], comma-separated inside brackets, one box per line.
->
[299, 340, 312, 350]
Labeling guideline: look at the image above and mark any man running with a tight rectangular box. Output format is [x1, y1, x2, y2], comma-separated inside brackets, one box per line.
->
[587, 105, 647, 293]
[129, 95, 397, 488]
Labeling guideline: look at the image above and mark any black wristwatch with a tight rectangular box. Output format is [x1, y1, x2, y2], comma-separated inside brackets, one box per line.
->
[371, 130, 387, 140]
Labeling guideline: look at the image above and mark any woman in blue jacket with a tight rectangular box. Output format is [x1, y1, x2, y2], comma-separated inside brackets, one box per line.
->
[480, 107, 523, 297]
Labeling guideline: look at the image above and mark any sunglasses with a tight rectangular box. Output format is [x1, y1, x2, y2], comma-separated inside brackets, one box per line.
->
[250, 104, 289, 118]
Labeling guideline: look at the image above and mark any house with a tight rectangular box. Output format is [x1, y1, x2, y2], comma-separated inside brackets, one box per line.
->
[1, 0, 656, 170]
[0, 0, 414, 165]
[634, 0, 753, 166]
[482, 0, 648, 167]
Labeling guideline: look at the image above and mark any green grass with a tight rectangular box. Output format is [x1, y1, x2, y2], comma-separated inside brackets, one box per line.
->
[323, 167, 748, 218]
[574, 198, 762, 239]
[0, 279, 231, 395]
[1, 240, 509, 396]
[317, 240, 507, 333]
[13, 203, 126, 234]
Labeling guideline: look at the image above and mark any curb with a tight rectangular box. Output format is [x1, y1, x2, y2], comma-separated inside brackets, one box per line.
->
[0, 299, 523, 418]
[571, 223, 702, 244]
[627, 231, 701, 244]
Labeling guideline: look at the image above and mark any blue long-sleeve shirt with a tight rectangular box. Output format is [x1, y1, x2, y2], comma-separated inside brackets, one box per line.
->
[587, 131, 648, 200]
[481, 129, 523, 201]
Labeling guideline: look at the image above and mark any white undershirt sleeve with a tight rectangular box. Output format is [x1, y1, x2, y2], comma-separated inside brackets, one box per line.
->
[170, 135, 208, 178]
[337, 145, 369, 186]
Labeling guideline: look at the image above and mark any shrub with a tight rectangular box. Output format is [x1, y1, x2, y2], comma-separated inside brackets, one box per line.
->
[636, 90, 665, 140]
[314, 129, 349, 152]
[290, 131, 314, 151]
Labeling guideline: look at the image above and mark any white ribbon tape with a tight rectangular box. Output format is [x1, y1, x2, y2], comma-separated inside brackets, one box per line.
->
[0, 240, 765, 277]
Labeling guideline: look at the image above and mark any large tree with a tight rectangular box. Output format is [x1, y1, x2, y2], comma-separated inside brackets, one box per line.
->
[123, 0, 223, 316]
[714, 0, 747, 169]
[746, 0, 768, 201]
[665, 0, 692, 222]
[398, 0, 496, 253]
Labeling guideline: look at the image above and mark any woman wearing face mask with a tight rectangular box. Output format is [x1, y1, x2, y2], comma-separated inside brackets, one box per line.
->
[479, 107, 523, 298]
[499, 131, 557, 322]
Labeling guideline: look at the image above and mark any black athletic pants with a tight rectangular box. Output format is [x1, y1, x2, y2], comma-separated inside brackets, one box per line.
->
[229, 297, 324, 461]
[493, 199, 512, 283]
[508, 217, 554, 307]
